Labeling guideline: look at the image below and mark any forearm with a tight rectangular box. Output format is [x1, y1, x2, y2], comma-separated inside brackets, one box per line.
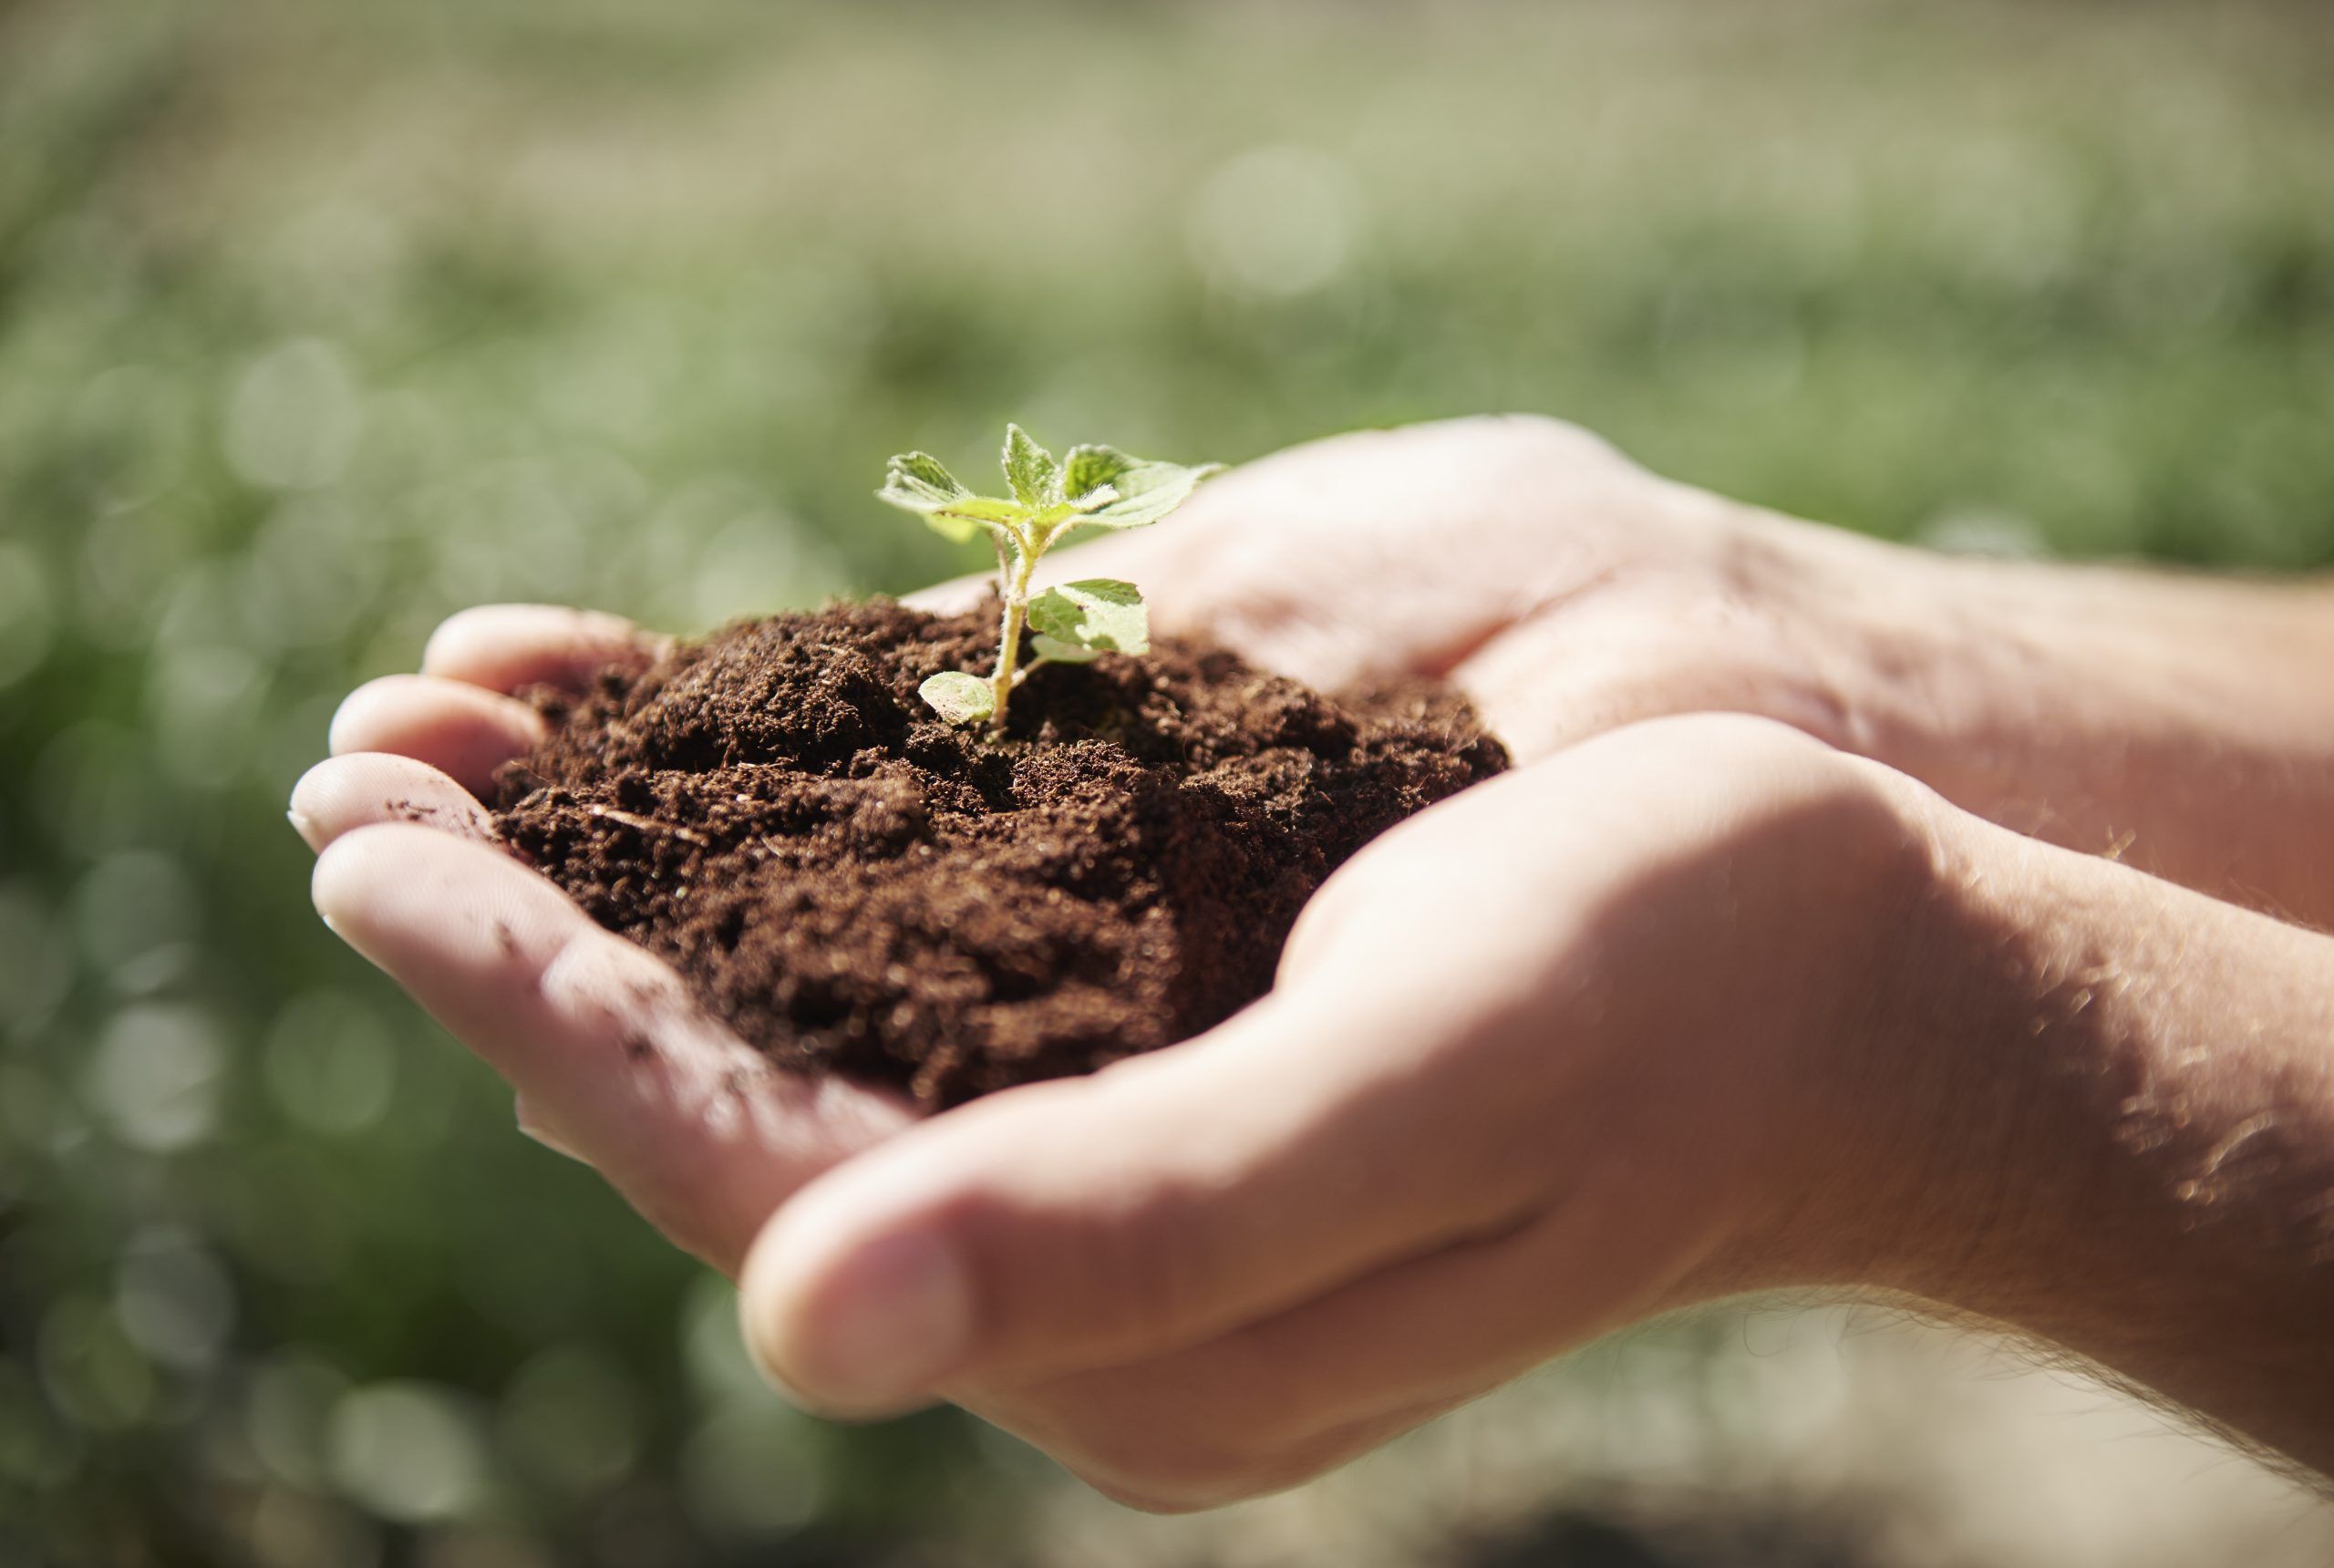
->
[1833, 539, 2334, 926]
[1871, 803, 2334, 1471]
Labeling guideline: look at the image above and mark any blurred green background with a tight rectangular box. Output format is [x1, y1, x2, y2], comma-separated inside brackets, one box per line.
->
[4, 1, 2332, 1563]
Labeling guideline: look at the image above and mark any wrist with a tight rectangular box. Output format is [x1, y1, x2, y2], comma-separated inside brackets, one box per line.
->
[1665, 749, 1993, 1302]
[1702, 507, 2041, 789]
[1808, 798, 2076, 1306]
[1808, 540, 2334, 922]
[1696, 759, 2121, 1307]
[1770, 529, 2054, 801]
[1838, 805, 2334, 1465]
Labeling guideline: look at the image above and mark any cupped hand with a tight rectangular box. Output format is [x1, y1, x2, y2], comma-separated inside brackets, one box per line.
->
[294, 418, 1943, 1499]
[299, 620, 1922, 1510]
[916, 414, 1910, 765]
[1064, 416, 2334, 931]
[294, 606, 916, 1275]
[736, 715, 1942, 1510]
[298, 416, 1833, 1275]
[297, 417, 2334, 1504]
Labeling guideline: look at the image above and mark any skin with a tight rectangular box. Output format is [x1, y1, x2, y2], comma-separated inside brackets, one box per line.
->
[299, 415, 2334, 1510]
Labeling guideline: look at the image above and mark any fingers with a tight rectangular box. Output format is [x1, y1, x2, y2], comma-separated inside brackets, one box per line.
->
[328, 675, 544, 797]
[289, 753, 495, 852]
[1450, 578, 1859, 766]
[958, 1150, 1720, 1511]
[737, 718, 1883, 1429]
[736, 968, 1558, 1417]
[301, 604, 914, 1276]
[421, 603, 665, 695]
[321, 606, 658, 804]
[312, 824, 914, 1273]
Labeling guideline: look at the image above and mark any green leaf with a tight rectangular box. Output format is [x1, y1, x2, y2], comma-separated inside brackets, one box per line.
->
[1077, 459, 1224, 530]
[878, 452, 986, 542]
[1001, 424, 1060, 510]
[920, 512, 984, 545]
[1060, 443, 1134, 507]
[883, 435, 1215, 544]
[1029, 634, 1102, 665]
[878, 452, 970, 513]
[1027, 578, 1149, 656]
[918, 670, 995, 726]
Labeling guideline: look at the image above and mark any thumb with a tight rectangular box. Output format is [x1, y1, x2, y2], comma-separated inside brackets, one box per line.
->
[734, 954, 1554, 1418]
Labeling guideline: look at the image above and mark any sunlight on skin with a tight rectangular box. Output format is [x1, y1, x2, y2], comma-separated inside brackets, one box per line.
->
[300, 421, 1737, 1278]
[302, 608, 914, 1278]
[304, 589, 1897, 1481]
[301, 417, 2334, 1506]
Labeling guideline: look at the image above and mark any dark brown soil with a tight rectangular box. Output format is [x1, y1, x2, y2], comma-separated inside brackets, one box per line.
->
[492, 599, 1506, 1109]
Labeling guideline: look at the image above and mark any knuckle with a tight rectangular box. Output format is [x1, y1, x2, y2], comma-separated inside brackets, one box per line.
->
[1444, 411, 1621, 468]
[1610, 710, 1833, 771]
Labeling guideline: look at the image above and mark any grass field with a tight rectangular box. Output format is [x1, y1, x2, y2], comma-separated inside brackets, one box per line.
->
[3, 2, 2332, 1562]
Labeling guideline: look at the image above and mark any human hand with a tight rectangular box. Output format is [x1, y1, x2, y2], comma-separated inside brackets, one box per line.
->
[298, 591, 1942, 1504]
[916, 414, 1901, 765]
[295, 418, 1773, 1274]
[734, 715, 1951, 1508]
[976, 416, 2334, 924]
[293, 607, 916, 1275]
[299, 418, 2334, 1501]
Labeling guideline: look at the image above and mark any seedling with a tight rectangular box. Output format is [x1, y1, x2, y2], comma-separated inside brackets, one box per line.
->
[877, 425, 1220, 734]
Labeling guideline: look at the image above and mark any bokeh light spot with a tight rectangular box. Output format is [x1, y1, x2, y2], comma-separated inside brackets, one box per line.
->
[0, 882, 75, 1035]
[225, 338, 364, 491]
[0, 542, 56, 688]
[85, 1002, 225, 1153]
[115, 1226, 238, 1374]
[327, 1381, 492, 1525]
[1187, 144, 1364, 299]
[263, 990, 398, 1136]
[497, 1344, 640, 1497]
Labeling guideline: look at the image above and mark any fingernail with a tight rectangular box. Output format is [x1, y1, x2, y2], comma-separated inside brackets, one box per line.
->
[287, 807, 321, 850]
[776, 1231, 973, 1410]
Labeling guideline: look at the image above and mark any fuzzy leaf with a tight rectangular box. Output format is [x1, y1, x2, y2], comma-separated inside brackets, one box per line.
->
[1058, 446, 1222, 530]
[1030, 634, 1102, 665]
[919, 670, 995, 726]
[1079, 459, 1224, 530]
[1027, 578, 1149, 656]
[879, 452, 985, 542]
[1002, 424, 1061, 510]
[878, 451, 970, 513]
[1060, 444, 1135, 507]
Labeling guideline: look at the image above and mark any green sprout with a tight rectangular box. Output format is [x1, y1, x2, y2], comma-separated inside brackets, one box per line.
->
[878, 425, 1221, 735]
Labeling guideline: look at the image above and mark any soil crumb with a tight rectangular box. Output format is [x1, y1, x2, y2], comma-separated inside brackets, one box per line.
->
[493, 599, 1506, 1108]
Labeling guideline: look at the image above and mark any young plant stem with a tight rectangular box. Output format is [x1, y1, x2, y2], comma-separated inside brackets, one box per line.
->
[988, 531, 1039, 735]
[883, 431, 1213, 731]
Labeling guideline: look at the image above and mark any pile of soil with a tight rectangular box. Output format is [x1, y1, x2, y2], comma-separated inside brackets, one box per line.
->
[493, 599, 1507, 1109]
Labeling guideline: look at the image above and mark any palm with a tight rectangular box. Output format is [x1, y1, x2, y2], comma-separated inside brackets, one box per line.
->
[938, 416, 1859, 764]
[301, 416, 1831, 1274]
